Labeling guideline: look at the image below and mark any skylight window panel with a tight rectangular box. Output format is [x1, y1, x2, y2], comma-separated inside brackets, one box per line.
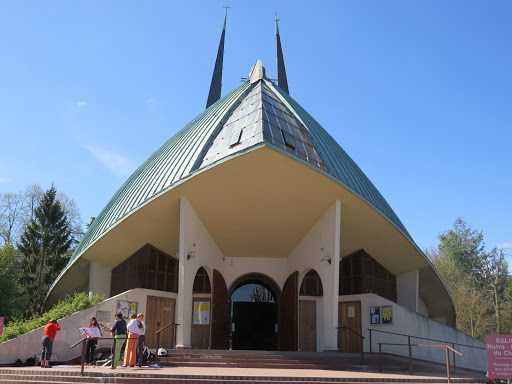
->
[281, 129, 296, 150]
[230, 128, 244, 147]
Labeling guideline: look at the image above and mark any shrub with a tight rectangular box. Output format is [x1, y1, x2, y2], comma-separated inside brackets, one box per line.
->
[0, 292, 103, 343]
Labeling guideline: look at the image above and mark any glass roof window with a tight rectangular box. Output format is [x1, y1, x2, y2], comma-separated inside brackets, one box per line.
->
[261, 83, 324, 170]
[200, 83, 264, 167]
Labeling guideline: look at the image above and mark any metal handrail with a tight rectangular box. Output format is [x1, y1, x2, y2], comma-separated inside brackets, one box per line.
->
[337, 325, 365, 363]
[376, 339, 464, 383]
[368, 327, 484, 376]
[338, 325, 365, 340]
[72, 336, 130, 376]
[155, 322, 180, 352]
[368, 328, 485, 350]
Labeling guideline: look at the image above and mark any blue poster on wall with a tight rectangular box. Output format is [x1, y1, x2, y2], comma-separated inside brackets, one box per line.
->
[370, 306, 381, 325]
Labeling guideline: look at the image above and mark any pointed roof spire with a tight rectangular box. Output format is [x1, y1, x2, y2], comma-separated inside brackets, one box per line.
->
[206, 8, 229, 109]
[275, 15, 289, 94]
[248, 59, 266, 83]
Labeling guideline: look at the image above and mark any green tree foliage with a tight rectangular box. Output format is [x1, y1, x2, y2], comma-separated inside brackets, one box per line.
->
[0, 184, 82, 247]
[437, 218, 485, 274]
[479, 247, 509, 333]
[18, 186, 74, 315]
[0, 244, 27, 320]
[431, 218, 511, 338]
[0, 292, 103, 343]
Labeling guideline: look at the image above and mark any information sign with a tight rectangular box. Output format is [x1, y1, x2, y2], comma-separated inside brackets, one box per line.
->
[486, 334, 512, 380]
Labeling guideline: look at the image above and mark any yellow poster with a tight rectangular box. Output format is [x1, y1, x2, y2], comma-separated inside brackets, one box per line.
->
[193, 301, 210, 325]
[381, 305, 393, 324]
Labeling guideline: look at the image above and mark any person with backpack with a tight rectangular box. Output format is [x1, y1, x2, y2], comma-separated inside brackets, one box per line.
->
[41, 320, 60, 368]
[135, 313, 145, 367]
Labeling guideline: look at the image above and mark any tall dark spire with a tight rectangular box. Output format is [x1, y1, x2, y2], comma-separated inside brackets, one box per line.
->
[275, 15, 289, 94]
[206, 11, 228, 109]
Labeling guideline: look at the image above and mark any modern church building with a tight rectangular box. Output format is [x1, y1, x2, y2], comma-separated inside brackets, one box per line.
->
[44, 17, 473, 359]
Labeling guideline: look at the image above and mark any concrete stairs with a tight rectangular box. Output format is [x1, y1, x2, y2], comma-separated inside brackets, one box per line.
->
[0, 350, 487, 384]
[0, 369, 489, 384]
[159, 349, 478, 375]
[160, 350, 375, 370]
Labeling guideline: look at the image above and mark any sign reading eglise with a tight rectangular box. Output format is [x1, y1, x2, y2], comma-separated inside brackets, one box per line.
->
[486, 334, 512, 380]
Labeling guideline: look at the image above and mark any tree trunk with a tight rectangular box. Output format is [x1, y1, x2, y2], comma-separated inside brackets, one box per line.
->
[494, 284, 501, 334]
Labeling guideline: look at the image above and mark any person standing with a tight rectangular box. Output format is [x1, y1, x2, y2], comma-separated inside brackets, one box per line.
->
[85, 317, 102, 364]
[41, 320, 60, 368]
[135, 313, 145, 367]
[110, 313, 127, 369]
[123, 314, 138, 367]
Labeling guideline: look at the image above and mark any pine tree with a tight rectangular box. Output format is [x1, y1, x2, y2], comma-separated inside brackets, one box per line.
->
[18, 186, 73, 314]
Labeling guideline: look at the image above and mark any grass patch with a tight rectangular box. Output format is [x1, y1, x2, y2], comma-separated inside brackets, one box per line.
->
[0, 292, 103, 343]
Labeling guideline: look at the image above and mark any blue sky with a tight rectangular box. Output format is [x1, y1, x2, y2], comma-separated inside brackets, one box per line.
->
[0, 1, 510, 257]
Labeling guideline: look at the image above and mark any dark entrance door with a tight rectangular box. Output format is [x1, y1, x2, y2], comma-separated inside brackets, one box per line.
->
[230, 277, 278, 350]
[232, 301, 277, 350]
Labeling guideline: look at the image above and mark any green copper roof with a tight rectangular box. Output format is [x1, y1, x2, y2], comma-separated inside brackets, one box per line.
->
[59, 64, 412, 283]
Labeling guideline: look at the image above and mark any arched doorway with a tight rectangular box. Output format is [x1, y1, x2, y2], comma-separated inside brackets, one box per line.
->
[191, 267, 211, 349]
[299, 269, 323, 351]
[229, 273, 280, 350]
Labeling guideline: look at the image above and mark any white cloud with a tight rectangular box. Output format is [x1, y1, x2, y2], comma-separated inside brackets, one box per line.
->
[84, 145, 135, 176]
[75, 101, 88, 108]
[0, 177, 10, 183]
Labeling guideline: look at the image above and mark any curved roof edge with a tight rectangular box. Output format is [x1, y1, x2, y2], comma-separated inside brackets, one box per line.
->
[48, 71, 455, 319]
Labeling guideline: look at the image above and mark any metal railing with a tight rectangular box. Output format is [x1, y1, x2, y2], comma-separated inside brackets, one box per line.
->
[368, 328, 484, 375]
[71, 336, 128, 376]
[71, 323, 180, 377]
[337, 325, 365, 363]
[155, 322, 180, 352]
[376, 341, 462, 384]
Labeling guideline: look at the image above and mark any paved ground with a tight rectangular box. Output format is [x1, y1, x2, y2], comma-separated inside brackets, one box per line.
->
[2, 365, 486, 380]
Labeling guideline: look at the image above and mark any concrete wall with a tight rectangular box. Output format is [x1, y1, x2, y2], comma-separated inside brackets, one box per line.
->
[417, 296, 429, 317]
[396, 270, 418, 313]
[175, 197, 290, 347]
[288, 201, 341, 351]
[88, 261, 112, 298]
[340, 293, 486, 372]
[176, 197, 225, 348]
[0, 288, 176, 365]
[176, 197, 341, 352]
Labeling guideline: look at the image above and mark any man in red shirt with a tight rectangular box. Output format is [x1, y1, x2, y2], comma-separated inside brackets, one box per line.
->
[41, 320, 60, 368]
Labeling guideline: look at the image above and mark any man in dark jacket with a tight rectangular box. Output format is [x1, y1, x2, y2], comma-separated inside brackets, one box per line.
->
[110, 313, 127, 369]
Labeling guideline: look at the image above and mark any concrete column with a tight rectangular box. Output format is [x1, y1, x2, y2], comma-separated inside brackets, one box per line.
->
[322, 200, 341, 351]
[175, 197, 194, 349]
[88, 261, 112, 299]
[397, 270, 419, 313]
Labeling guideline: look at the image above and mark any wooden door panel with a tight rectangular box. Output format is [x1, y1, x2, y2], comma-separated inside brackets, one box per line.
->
[299, 300, 316, 352]
[278, 271, 298, 351]
[146, 296, 176, 349]
[191, 298, 211, 349]
[211, 269, 229, 349]
[338, 301, 362, 353]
